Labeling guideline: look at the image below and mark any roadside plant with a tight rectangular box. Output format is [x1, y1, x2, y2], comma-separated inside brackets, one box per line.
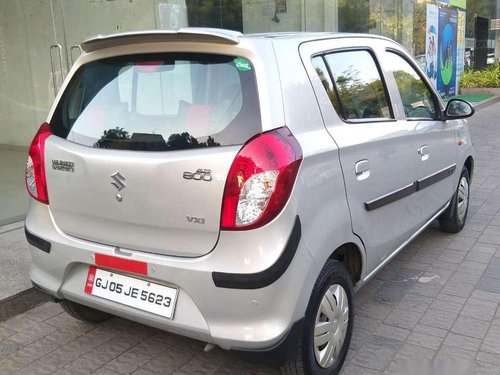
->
[460, 64, 500, 88]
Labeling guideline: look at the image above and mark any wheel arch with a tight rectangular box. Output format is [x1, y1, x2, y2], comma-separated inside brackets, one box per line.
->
[328, 242, 364, 285]
[464, 155, 474, 180]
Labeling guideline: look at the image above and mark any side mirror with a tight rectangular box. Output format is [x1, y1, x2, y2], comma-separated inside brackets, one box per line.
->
[444, 99, 475, 119]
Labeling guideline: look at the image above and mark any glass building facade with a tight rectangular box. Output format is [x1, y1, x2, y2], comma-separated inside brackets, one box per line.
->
[0, 0, 497, 224]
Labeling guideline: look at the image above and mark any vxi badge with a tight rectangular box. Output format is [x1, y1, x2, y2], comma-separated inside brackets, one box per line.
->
[186, 215, 205, 224]
[183, 169, 212, 181]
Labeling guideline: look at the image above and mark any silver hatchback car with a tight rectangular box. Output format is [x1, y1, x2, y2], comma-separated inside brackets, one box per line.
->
[25, 29, 474, 374]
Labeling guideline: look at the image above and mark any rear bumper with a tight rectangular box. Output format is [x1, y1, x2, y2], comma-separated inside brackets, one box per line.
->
[25, 200, 317, 351]
[231, 317, 305, 365]
[25, 228, 51, 253]
[212, 217, 302, 289]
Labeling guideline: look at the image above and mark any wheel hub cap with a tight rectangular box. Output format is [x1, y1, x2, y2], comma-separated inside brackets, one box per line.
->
[313, 284, 349, 368]
[457, 176, 469, 224]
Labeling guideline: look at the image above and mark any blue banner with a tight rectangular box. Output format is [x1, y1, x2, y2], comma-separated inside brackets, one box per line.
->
[437, 7, 458, 97]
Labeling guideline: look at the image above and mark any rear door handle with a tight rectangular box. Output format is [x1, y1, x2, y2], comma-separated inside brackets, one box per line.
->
[355, 159, 370, 181]
[418, 145, 429, 161]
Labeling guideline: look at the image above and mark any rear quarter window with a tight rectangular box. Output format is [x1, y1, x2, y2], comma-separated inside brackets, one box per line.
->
[51, 53, 261, 151]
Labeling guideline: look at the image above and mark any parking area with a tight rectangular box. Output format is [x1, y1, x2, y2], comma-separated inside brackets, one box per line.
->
[0, 100, 500, 374]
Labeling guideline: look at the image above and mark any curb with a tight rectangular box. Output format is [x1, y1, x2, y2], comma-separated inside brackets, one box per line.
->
[0, 220, 24, 235]
[0, 215, 25, 228]
[475, 95, 500, 109]
[0, 287, 51, 321]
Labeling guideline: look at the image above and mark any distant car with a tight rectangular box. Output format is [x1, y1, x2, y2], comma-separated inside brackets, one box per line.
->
[465, 50, 471, 67]
[415, 53, 426, 70]
[25, 29, 475, 374]
[487, 53, 496, 64]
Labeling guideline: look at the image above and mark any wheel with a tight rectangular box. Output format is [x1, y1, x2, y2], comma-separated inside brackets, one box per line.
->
[60, 300, 112, 323]
[281, 260, 354, 375]
[439, 166, 470, 233]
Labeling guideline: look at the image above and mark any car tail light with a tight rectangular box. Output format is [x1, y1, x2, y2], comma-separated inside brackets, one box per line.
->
[25, 123, 52, 204]
[221, 127, 303, 230]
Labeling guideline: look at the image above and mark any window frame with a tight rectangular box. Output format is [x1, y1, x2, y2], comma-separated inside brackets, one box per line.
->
[312, 47, 396, 125]
[385, 48, 443, 122]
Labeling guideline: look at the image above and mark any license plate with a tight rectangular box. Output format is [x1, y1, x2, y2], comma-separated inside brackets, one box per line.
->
[84, 267, 178, 319]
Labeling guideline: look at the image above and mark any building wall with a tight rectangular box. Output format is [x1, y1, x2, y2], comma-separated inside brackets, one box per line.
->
[242, 0, 302, 33]
[0, 0, 157, 147]
[242, 0, 337, 33]
[0, 1, 62, 147]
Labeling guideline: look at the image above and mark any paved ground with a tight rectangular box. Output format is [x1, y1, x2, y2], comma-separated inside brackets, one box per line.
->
[0, 222, 31, 301]
[1, 101, 500, 374]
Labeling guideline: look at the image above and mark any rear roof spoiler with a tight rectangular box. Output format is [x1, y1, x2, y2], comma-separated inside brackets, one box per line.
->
[81, 28, 242, 53]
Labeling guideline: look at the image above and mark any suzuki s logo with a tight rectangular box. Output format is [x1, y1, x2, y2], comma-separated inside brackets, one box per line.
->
[110, 171, 126, 191]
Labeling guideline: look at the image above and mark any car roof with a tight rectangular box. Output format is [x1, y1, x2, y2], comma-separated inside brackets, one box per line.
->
[81, 28, 395, 53]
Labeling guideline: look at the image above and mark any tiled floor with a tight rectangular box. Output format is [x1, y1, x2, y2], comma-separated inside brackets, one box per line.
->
[1, 101, 500, 374]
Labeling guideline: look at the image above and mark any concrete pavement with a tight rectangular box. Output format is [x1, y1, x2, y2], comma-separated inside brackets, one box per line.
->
[1, 100, 500, 374]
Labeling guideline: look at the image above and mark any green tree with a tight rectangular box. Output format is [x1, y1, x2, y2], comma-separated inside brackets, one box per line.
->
[337, 0, 371, 33]
[95, 127, 130, 149]
[369, 1, 419, 52]
[166, 132, 220, 150]
[412, 3, 427, 56]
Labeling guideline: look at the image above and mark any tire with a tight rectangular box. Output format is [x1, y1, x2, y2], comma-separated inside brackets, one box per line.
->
[281, 260, 354, 375]
[439, 166, 470, 233]
[60, 300, 112, 323]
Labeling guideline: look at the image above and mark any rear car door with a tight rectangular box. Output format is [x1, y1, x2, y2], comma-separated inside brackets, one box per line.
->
[301, 39, 421, 278]
[380, 48, 458, 226]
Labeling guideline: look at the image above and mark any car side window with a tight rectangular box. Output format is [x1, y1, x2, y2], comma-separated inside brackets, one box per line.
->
[311, 56, 343, 116]
[312, 50, 392, 121]
[386, 51, 438, 120]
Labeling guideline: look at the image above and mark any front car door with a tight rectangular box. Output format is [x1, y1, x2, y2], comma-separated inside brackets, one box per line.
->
[300, 38, 422, 279]
[380, 48, 458, 227]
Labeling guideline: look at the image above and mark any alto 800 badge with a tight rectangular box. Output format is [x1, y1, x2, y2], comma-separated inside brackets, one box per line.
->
[183, 169, 212, 181]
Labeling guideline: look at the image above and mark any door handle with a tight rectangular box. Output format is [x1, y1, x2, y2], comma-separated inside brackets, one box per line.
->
[418, 145, 429, 161]
[355, 160, 370, 181]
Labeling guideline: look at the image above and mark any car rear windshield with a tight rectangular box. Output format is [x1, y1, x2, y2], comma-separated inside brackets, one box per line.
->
[50, 53, 261, 151]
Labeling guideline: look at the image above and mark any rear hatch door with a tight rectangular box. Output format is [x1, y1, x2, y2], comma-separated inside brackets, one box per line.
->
[45, 52, 261, 257]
